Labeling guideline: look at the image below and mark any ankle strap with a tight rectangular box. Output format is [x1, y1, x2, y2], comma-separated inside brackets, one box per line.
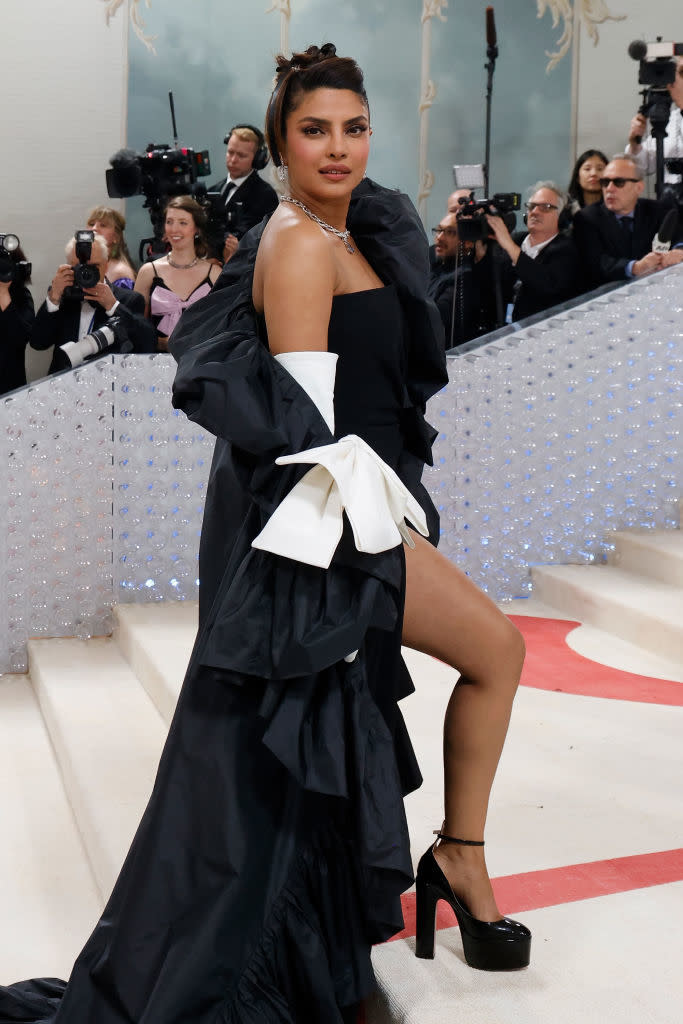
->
[433, 831, 485, 847]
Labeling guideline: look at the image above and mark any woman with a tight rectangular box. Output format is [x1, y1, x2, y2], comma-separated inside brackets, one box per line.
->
[0, 240, 33, 395]
[0, 45, 529, 1024]
[86, 206, 136, 289]
[134, 195, 221, 351]
[567, 148, 608, 212]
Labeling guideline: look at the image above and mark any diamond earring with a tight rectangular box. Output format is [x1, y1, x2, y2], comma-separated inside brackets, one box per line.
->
[277, 163, 288, 183]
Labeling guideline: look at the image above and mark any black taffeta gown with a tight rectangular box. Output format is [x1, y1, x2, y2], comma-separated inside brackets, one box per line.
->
[0, 179, 448, 1024]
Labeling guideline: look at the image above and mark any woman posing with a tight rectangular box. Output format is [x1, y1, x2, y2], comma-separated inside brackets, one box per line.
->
[0, 44, 529, 1024]
[134, 195, 221, 351]
[86, 206, 137, 289]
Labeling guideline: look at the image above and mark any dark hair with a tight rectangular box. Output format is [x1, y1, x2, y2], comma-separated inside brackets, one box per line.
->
[164, 195, 209, 258]
[265, 43, 369, 166]
[567, 149, 608, 207]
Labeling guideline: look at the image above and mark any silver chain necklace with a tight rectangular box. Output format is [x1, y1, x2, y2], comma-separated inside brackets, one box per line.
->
[167, 254, 200, 270]
[280, 196, 355, 254]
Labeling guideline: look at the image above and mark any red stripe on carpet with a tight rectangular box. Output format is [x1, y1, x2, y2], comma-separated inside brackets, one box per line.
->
[389, 848, 683, 942]
[508, 615, 683, 705]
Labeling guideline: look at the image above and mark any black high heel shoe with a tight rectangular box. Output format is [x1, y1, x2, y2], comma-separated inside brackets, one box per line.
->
[414, 833, 531, 970]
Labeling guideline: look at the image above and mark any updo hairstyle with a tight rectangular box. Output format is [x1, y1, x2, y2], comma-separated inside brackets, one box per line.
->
[265, 43, 369, 167]
[164, 195, 209, 258]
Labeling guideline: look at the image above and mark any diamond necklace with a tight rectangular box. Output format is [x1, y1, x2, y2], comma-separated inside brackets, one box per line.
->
[167, 254, 200, 270]
[280, 196, 355, 254]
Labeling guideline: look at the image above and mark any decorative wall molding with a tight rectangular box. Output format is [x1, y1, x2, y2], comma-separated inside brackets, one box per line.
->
[266, 0, 291, 55]
[537, 0, 625, 72]
[418, 0, 448, 221]
[102, 0, 157, 54]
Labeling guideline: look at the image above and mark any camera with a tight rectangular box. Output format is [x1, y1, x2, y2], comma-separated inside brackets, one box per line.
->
[0, 233, 32, 285]
[54, 316, 129, 371]
[106, 143, 211, 260]
[455, 193, 521, 242]
[63, 229, 101, 301]
[628, 38, 683, 201]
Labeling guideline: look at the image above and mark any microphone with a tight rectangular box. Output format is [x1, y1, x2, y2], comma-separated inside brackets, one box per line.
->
[486, 7, 497, 50]
[652, 208, 679, 253]
[628, 39, 647, 61]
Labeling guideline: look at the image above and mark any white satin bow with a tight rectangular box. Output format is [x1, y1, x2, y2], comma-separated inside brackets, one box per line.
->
[252, 434, 429, 569]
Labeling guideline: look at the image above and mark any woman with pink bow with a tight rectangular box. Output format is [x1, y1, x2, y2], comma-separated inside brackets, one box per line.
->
[134, 195, 221, 351]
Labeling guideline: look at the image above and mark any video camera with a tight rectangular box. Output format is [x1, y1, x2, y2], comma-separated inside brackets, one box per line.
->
[628, 38, 683, 201]
[0, 233, 31, 285]
[455, 193, 521, 243]
[63, 229, 101, 302]
[105, 91, 212, 260]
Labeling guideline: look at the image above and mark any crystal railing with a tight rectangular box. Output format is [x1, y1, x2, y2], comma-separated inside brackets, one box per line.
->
[1, 265, 681, 672]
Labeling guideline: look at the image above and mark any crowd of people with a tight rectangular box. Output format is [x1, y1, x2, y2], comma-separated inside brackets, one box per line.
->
[429, 144, 683, 347]
[0, 125, 278, 395]
[2, 67, 683, 394]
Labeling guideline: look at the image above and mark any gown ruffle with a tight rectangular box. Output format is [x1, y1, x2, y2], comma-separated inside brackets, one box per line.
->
[0, 179, 448, 1023]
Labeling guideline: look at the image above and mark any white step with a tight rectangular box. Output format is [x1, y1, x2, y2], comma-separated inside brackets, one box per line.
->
[531, 564, 683, 663]
[608, 528, 683, 587]
[0, 675, 102, 982]
[28, 636, 169, 902]
[114, 602, 198, 724]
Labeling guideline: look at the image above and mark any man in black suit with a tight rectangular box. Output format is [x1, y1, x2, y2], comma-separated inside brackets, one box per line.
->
[207, 125, 278, 264]
[573, 155, 683, 288]
[485, 182, 581, 321]
[31, 232, 156, 374]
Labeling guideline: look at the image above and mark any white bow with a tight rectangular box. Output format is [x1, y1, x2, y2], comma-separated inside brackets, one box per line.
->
[252, 434, 428, 569]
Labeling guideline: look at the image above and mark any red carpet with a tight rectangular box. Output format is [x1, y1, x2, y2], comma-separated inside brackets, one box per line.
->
[508, 615, 683, 705]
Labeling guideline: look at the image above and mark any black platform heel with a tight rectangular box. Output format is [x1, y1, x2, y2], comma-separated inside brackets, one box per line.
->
[414, 832, 531, 970]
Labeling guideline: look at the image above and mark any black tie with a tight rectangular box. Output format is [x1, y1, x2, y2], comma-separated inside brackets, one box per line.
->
[618, 216, 633, 256]
[222, 181, 236, 205]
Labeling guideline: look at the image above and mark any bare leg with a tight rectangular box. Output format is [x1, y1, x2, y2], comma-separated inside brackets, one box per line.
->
[403, 532, 525, 922]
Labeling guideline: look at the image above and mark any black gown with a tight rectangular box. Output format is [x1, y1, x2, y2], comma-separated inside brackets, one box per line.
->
[0, 180, 448, 1023]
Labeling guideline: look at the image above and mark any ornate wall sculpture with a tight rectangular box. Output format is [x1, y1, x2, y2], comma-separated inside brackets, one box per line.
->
[101, 0, 157, 53]
[537, 0, 625, 72]
[418, 1, 448, 221]
[266, 0, 291, 55]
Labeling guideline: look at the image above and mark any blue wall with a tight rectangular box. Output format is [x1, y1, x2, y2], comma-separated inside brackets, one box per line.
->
[125, 0, 571, 254]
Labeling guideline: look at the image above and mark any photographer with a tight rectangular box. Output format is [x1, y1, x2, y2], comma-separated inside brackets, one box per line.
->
[626, 56, 683, 187]
[573, 155, 683, 287]
[485, 182, 581, 321]
[206, 125, 278, 263]
[0, 236, 33, 395]
[31, 231, 156, 374]
[428, 211, 495, 347]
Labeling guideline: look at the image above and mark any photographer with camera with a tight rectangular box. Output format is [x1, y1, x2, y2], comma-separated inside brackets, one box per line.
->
[484, 182, 581, 322]
[31, 230, 156, 374]
[573, 155, 683, 287]
[428, 209, 496, 347]
[0, 234, 33, 395]
[206, 125, 278, 263]
[626, 55, 683, 188]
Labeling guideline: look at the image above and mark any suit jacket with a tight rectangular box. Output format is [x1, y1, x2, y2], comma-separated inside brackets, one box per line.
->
[207, 170, 279, 238]
[31, 284, 156, 373]
[573, 198, 680, 287]
[502, 232, 582, 322]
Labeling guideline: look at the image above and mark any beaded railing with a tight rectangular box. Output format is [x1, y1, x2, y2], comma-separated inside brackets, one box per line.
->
[0, 265, 681, 671]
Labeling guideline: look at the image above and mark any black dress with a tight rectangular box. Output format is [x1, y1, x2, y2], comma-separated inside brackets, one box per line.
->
[0, 180, 447, 1023]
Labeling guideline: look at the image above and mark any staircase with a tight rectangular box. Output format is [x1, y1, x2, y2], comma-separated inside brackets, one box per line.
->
[1, 521, 681, 1019]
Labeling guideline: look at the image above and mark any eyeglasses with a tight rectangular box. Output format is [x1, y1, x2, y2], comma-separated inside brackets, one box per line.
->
[599, 177, 640, 188]
[524, 202, 558, 213]
[431, 226, 458, 237]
